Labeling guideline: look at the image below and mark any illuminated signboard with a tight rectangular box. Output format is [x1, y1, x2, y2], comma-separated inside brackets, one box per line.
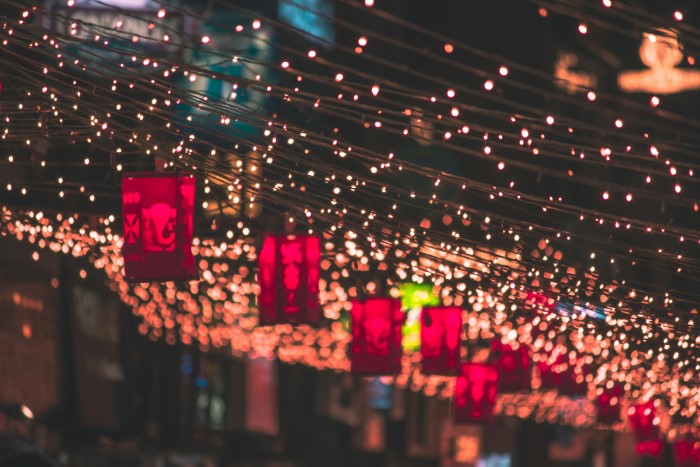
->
[554, 52, 597, 94]
[619, 30, 700, 94]
[42, 0, 185, 75]
[399, 283, 440, 351]
[279, 0, 335, 47]
[181, 10, 273, 137]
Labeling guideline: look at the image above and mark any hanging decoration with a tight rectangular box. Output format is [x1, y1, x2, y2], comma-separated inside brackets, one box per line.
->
[0, 0, 699, 438]
[596, 385, 624, 425]
[121, 172, 198, 283]
[453, 363, 499, 424]
[420, 306, 462, 375]
[629, 400, 663, 457]
[488, 340, 531, 392]
[350, 298, 403, 375]
[257, 234, 321, 325]
[674, 439, 700, 467]
[537, 348, 588, 397]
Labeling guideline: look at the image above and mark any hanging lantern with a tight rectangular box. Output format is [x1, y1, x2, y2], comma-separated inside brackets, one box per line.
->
[675, 439, 700, 467]
[257, 234, 321, 325]
[597, 385, 623, 424]
[488, 340, 531, 392]
[635, 439, 663, 458]
[420, 306, 462, 375]
[121, 172, 198, 283]
[559, 362, 590, 397]
[628, 400, 659, 441]
[537, 350, 588, 396]
[453, 363, 499, 424]
[350, 298, 403, 375]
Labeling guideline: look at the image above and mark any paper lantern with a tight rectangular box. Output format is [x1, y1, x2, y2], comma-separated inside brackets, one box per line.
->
[420, 306, 462, 375]
[453, 363, 499, 424]
[675, 439, 700, 467]
[597, 385, 623, 424]
[121, 172, 198, 282]
[635, 439, 663, 458]
[628, 400, 659, 442]
[537, 351, 588, 396]
[489, 340, 531, 392]
[257, 234, 321, 325]
[350, 298, 403, 375]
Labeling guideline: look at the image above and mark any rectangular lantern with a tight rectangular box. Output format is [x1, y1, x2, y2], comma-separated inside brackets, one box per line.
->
[489, 340, 531, 392]
[121, 172, 198, 283]
[597, 385, 623, 424]
[537, 351, 588, 396]
[258, 234, 321, 325]
[421, 306, 462, 375]
[453, 363, 499, 424]
[628, 401, 659, 442]
[350, 298, 403, 375]
[675, 439, 700, 467]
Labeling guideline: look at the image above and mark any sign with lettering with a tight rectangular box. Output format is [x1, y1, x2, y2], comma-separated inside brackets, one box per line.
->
[619, 30, 700, 94]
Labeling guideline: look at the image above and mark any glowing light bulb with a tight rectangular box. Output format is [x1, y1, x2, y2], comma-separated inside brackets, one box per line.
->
[578, 24, 588, 34]
[201, 36, 210, 44]
[651, 96, 660, 107]
[252, 19, 261, 29]
[484, 80, 494, 91]
[587, 91, 596, 101]
[157, 9, 166, 18]
[626, 193, 633, 202]
[499, 66, 509, 76]
[674, 11, 683, 21]
[365, 0, 374, 6]
[371, 85, 380, 96]
[675, 184, 682, 193]
[614, 119, 623, 128]
[447, 89, 456, 98]
[444, 43, 454, 53]
[603, 191, 609, 200]
[451, 107, 460, 117]
[308, 50, 317, 58]
[358, 37, 368, 46]
[335, 73, 344, 82]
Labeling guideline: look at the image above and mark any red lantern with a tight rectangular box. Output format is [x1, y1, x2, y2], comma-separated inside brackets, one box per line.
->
[628, 400, 659, 442]
[635, 439, 663, 458]
[537, 350, 588, 396]
[257, 234, 321, 325]
[489, 340, 531, 392]
[420, 306, 462, 375]
[453, 363, 499, 424]
[675, 439, 700, 467]
[121, 172, 198, 282]
[597, 385, 623, 424]
[350, 298, 403, 375]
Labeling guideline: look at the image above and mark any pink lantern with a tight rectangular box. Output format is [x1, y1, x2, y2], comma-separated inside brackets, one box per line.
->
[121, 172, 198, 282]
[628, 400, 659, 443]
[537, 350, 588, 396]
[453, 363, 499, 424]
[257, 234, 321, 325]
[420, 306, 462, 375]
[675, 439, 700, 467]
[597, 385, 623, 424]
[350, 298, 403, 375]
[635, 439, 663, 458]
[489, 340, 531, 392]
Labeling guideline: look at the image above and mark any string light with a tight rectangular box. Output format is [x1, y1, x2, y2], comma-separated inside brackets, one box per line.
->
[0, 0, 697, 436]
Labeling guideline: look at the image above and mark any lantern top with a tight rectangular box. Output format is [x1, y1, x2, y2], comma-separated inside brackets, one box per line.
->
[122, 171, 195, 180]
